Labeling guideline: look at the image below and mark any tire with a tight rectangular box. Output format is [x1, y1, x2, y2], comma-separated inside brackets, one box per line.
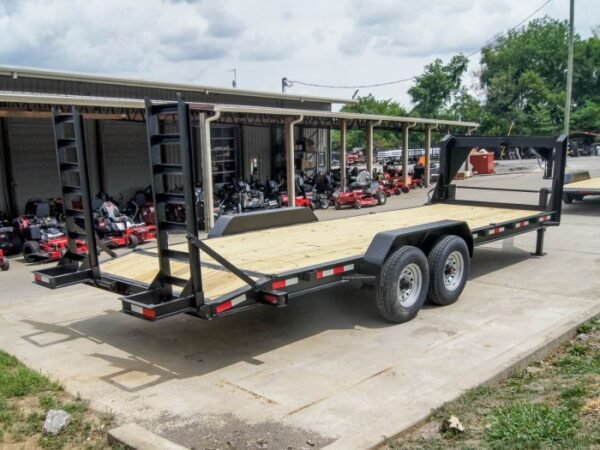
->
[335, 202, 342, 210]
[128, 234, 139, 249]
[0, 259, 9, 271]
[563, 193, 573, 204]
[427, 235, 470, 306]
[22, 240, 40, 263]
[321, 199, 330, 209]
[376, 246, 429, 323]
[376, 193, 387, 205]
[394, 188, 401, 195]
[402, 186, 410, 193]
[354, 200, 362, 209]
[309, 202, 316, 211]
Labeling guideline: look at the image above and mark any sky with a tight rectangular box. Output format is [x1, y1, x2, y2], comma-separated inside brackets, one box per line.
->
[0, 0, 597, 107]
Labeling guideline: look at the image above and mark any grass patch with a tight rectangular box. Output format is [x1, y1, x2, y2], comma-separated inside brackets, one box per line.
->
[0, 350, 115, 449]
[383, 317, 600, 450]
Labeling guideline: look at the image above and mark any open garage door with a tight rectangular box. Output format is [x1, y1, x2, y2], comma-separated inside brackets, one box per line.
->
[102, 121, 150, 201]
[8, 119, 59, 213]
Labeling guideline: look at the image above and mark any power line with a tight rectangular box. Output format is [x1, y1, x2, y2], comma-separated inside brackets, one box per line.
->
[286, 0, 552, 90]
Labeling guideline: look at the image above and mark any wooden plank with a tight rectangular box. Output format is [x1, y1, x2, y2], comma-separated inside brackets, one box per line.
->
[564, 177, 600, 190]
[101, 204, 540, 300]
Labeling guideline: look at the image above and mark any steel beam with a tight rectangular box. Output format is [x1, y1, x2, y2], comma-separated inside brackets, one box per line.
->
[285, 115, 303, 207]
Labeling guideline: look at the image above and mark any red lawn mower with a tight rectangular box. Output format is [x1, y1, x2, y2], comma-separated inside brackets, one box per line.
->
[0, 249, 9, 271]
[334, 178, 387, 210]
[94, 199, 157, 249]
[23, 236, 88, 263]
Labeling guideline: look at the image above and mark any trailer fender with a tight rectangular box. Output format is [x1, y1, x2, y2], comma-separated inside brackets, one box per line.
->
[361, 220, 473, 275]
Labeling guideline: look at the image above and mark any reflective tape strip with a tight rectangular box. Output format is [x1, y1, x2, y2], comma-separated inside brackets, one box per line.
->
[34, 273, 50, 284]
[538, 215, 551, 222]
[131, 304, 143, 315]
[489, 226, 505, 235]
[215, 294, 247, 314]
[515, 220, 529, 228]
[316, 264, 355, 280]
[272, 277, 299, 290]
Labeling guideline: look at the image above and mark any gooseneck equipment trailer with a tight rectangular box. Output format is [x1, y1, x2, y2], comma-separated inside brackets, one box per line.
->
[563, 176, 600, 204]
[33, 98, 567, 324]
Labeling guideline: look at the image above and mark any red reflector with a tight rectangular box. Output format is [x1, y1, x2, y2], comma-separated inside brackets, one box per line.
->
[315, 272, 324, 280]
[142, 308, 156, 319]
[272, 280, 286, 290]
[34, 273, 42, 282]
[215, 300, 233, 314]
[333, 266, 344, 275]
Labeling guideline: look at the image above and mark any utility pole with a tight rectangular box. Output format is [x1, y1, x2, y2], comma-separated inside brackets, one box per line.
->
[228, 68, 237, 88]
[564, 0, 575, 136]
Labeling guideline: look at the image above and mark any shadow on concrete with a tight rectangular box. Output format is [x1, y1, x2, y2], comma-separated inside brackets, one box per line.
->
[17, 234, 556, 392]
[561, 196, 600, 218]
[19, 283, 387, 392]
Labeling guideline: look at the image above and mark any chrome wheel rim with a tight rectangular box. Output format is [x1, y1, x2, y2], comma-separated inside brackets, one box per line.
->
[397, 263, 422, 307]
[444, 251, 464, 291]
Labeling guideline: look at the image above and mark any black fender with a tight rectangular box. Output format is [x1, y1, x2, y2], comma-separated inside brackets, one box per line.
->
[360, 220, 473, 275]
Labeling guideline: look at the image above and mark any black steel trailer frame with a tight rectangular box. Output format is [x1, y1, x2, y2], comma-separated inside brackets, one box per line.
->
[562, 179, 600, 204]
[32, 97, 568, 323]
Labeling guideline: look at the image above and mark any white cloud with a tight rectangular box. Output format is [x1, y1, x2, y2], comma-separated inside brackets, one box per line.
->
[0, 0, 597, 107]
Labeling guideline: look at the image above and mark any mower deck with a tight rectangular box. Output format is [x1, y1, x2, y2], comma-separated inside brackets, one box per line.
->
[100, 203, 543, 302]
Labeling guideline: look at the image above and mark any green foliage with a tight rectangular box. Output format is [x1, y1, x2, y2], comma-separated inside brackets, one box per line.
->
[408, 54, 469, 118]
[0, 351, 59, 397]
[333, 95, 408, 150]
[485, 402, 579, 449]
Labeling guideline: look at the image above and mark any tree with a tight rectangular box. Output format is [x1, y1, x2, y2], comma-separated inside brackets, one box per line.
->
[408, 54, 469, 118]
[479, 18, 571, 134]
[332, 95, 408, 150]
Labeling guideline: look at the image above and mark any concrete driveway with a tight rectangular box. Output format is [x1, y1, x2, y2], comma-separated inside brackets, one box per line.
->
[0, 168, 599, 449]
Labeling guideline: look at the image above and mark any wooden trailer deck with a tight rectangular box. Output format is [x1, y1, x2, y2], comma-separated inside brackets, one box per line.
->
[101, 204, 543, 301]
[564, 177, 600, 191]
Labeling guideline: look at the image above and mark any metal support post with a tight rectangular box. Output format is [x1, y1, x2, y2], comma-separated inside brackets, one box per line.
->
[200, 111, 221, 231]
[285, 115, 303, 206]
[424, 124, 437, 187]
[366, 120, 381, 176]
[340, 119, 347, 191]
[533, 227, 546, 256]
[402, 123, 415, 187]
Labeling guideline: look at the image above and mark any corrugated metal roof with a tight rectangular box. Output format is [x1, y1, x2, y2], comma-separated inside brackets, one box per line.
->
[0, 65, 354, 105]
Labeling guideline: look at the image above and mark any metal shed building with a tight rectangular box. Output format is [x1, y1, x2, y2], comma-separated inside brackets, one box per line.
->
[0, 66, 351, 216]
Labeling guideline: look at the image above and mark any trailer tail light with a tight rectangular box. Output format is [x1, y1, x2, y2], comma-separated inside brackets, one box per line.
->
[315, 264, 355, 280]
[489, 226, 505, 235]
[214, 295, 247, 315]
[271, 277, 298, 290]
[261, 292, 288, 307]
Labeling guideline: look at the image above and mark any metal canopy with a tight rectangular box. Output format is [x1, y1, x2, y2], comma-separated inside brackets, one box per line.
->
[0, 92, 479, 131]
[189, 103, 479, 131]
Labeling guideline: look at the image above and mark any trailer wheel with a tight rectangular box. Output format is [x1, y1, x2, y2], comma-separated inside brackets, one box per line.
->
[427, 235, 470, 306]
[128, 234, 139, 249]
[0, 259, 9, 271]
[376, 246, 429, 323]
[22, 241, 40, 263]
[563, 193, 573, 204]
